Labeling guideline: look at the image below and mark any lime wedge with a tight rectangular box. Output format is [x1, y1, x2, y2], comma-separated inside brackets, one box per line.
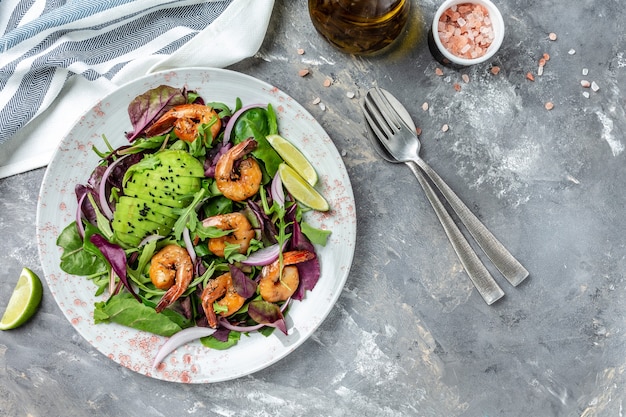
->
[267, 134, 318, 186]
[0, 267, 43, 330]
[278, 163, 329, 211]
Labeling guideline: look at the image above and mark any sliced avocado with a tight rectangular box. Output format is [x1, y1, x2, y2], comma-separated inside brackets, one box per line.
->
[125, 173, 200, 199]
[122, 186, 192, 208]
[112, 215, 169, 239]
[155, 149, 205, 177]
[116, 197, 177, 228]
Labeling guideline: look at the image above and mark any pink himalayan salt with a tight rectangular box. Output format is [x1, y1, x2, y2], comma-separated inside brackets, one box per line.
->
[438, 2, 494, 59]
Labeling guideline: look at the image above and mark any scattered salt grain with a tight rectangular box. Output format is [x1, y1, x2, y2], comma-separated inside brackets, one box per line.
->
[548, 32, 557, 41]
[312, 97, 321, 105]
[591, 81, 599, 92]
[537, 65, 544, 76]
[580, 80, 591, 88]
[442, 124, 449, 132]
[298, 69, 310, 77]
[582, 91, 590, 98]
[297, 48, 305, 55]
[319, 102, 326, 111]
[462, 74, 470, 83]
[545, 101, 554, 110]
[582, 68, 589, 75]
[346, 91, 355, 99]
[422, 102, 429, 111]
[568, 49, 576, 55]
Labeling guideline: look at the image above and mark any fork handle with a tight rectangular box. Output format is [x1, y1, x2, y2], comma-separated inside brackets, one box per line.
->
[412, 159, 529, 286]
[406, 162, 505, 305]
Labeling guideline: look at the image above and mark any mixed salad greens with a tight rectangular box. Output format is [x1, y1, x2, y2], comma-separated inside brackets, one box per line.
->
[57, 84, 331, 353]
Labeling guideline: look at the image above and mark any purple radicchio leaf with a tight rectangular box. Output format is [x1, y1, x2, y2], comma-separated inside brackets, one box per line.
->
[75, 183, 98, 226]
[289, 220, 320, 301]
[125, 85, 187, 141]
[89, 234, 140, 302]
[247, 199, 278, 246]
[212, 326, 232, 342]
[204, 141, 231, 177]
[228, 264, 257, 298]
[247, 300, 288, 335]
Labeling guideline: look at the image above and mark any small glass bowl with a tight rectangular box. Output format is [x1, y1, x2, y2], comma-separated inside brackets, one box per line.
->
[428, 0, 505, 67]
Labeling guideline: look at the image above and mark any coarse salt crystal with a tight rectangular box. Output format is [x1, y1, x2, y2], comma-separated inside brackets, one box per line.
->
[462, 74, 470, 83]
[422, 102, 429, 111]
[346, 91, 355, 99]
[442, 124, 449, 132]
[582, 91, 590, 98]
[537, 66, 544, 76]
[582, 68, 589, 75]
[568, 49, 575, 55]
[319, 102, 326, 111]
[591, 81, 599, 92]
[438, 2, 495, 59]
[312, 97, 321, 105]
[580, 80, 590, 88]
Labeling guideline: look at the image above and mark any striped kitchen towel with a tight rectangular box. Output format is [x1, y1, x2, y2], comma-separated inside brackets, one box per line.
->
[0, 0, 274, 178]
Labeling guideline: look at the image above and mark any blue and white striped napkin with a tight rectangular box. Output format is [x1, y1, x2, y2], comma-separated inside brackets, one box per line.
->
[0, 0, 274, 178]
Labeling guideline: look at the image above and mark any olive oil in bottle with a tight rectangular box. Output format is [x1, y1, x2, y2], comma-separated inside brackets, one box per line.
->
[308, 0, 410, 54]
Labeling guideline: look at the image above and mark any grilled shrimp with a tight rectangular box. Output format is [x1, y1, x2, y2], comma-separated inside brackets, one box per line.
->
[145, 103, 221, 142]
[150, 244, 194, 312]
[214, 138, 262, 201]
[201, 272, 246, 328]
[202, 212, 255, 258]
[258, 250, 315, 302]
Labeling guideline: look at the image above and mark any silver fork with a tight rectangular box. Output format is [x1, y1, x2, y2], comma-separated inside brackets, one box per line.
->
[362, 88, 529, 302]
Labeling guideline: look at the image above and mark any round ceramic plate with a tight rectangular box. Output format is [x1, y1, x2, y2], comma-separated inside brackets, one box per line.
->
[36, 68, 356, 383]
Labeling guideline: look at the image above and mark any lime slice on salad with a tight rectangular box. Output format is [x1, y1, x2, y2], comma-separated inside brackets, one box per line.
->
[0, 267, 43, 330]
[267, 134, 318, 186]
[278, 163, 329, 212]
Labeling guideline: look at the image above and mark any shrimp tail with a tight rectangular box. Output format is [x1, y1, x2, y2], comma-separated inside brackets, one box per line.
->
[155, 285, 186, 313]
[283, 250, 316, 265]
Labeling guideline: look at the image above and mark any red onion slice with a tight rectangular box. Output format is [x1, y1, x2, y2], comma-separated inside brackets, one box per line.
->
[75, 192, 88, 239]
[271, 171, 285, 207]
[152, 327, 216, 369]
[222, 104, 266, 145]
[98, 154, 131, 220]
[241, 243, 283, 266]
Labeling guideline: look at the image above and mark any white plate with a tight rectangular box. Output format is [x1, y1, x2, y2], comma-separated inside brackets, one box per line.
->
[36, 68, 356, 383]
